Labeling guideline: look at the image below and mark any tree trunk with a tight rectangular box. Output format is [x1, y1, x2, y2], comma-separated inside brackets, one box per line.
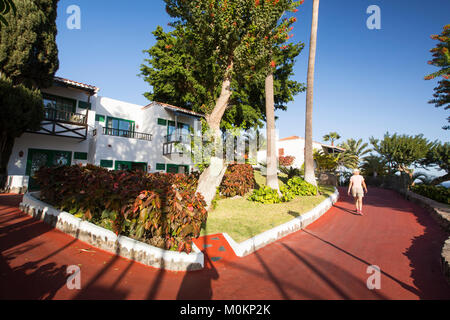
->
[0, 134, 15, 190]
[431, 173, 450, 186]
[196, 68, 234, 208]
[304, 0, 320, 187]
[265, 72, 280, 192]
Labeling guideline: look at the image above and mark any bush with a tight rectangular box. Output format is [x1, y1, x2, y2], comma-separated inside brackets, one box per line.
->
[279, 156, 295, 167]
[286, 177, 317, 196]
[220, 163, 255, 197]
[411, 184, 450, 205]
[248, 185, 281, 204]
[35, 165, 207, 253]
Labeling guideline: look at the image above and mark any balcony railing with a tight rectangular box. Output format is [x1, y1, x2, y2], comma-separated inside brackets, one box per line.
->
[44, 107, 87, 125]
[165, 131, 192, 144]
[103, 127, 153, 141]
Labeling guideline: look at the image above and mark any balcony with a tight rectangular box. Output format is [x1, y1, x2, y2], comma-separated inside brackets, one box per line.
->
[163, 131, 194, 156]
[102, 127, 153, 142]
[44, 107, 87, 125]
[27, 107, 88, 140]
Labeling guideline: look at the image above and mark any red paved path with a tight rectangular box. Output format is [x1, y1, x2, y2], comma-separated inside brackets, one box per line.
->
[1, 188, 449, 300]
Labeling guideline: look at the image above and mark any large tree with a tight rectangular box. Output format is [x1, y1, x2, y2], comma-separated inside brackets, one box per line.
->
[420, 142, 449, 185]
[0, 0, 59, 188]
[425, 24, 449, 130]
[0, 0, 59, 89]
[144, 0, 303, 205]
[0, 77, 44, 188]
[303, 0, 320, 187]
[370, 133, 434, 184]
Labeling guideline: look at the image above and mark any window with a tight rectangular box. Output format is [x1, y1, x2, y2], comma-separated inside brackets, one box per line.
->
[156, 163, 166, 171]
[106, 117, 135, 137]
[78, 101, 92, 110]
[100, 160, 113, 168]
[74, 152, 88, 160]
[279, 148, 285, 157]
[95, 114, 105, 122]
[158, 118, 167, 126]
[43, 94, 76, 113]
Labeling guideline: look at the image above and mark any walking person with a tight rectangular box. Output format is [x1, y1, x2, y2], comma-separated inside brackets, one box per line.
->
[348, 169, 368, 215]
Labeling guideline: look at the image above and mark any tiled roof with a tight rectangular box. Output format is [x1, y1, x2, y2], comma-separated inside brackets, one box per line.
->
[54, 77, 99, 93]
[143, 101, 204, 118]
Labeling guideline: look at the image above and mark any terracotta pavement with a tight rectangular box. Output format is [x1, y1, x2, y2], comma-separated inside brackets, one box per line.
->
[1, 188, 449, 300]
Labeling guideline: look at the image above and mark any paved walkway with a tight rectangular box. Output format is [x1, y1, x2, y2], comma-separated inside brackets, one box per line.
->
[1, 188, 449, 300]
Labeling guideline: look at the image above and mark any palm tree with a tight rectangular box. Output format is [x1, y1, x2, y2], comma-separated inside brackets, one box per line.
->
[323, 132, 341, 147]
[339, 138, 371, 165]
[265, 71, 280, 192]
[304, 0, 320, 187]
[361, 155, 388, 177]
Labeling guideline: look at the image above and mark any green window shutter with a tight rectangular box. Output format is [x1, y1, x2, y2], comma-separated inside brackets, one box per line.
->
[95, 114, 105, 122]
[100, 160, 113, 168]
[158, 118, 167, 126]
[74, 152, 88, 160]
[156, 163, 166, 171]
[78, 101, 92, 110]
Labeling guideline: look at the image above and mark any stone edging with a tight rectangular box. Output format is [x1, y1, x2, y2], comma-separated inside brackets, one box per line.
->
[222, 188, 340, 257]
[19, 192, 204, 272]
[401, 190, 450, 285]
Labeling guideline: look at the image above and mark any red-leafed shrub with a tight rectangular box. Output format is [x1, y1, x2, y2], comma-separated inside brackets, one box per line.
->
[220, 164, 255, 197]
[279, 156, 295, 167]
[35, 165, 207, 253]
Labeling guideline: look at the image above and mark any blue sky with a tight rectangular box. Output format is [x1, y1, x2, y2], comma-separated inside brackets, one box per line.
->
[55, 0, 449, 146]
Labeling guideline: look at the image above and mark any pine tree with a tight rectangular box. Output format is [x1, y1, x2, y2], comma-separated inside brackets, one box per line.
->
[0, 0, 59, 89]
[425, 24, 449, 130]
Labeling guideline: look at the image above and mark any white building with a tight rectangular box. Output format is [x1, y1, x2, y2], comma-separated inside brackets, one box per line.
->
[6, 77, 203, 193]
[257, 135, 345, 169]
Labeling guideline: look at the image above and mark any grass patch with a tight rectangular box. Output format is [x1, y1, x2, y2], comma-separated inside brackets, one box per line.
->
[201, 171, 335, 243]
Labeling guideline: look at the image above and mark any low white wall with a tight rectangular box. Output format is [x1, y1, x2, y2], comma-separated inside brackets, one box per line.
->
[20, 192, 204, 272]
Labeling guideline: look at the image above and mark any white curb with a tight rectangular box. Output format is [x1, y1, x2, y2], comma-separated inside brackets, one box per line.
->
[19, 192, 204, 272]
[223, 188, 340, 257]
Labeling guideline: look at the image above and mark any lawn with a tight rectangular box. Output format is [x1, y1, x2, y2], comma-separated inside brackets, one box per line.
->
[200, 170, 336, 243]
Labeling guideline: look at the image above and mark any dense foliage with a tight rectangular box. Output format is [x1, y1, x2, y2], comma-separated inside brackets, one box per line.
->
[0, 0, 59, 89]
[0, 77, 44, 187]
[220, 163, 255, 197]
[286, 176, 317, 196]
[411, 184, 450, 205]
[35, 165, 207, 253]
[279, 156, 295, 167]
[249, 176, 316, 204]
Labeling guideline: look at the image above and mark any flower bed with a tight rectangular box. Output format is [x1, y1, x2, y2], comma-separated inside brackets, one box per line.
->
[35, 165, 207, 254]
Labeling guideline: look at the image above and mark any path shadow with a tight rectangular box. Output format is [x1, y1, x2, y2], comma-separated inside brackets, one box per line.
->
[0, 253, 69, 300]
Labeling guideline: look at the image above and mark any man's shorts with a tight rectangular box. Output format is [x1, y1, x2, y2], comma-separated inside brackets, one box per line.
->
[352, 187, 364, 198]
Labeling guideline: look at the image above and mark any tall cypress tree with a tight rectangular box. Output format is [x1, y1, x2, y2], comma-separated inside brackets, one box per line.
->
[0, 0, 59, 89]
[0, 0, 58, 188]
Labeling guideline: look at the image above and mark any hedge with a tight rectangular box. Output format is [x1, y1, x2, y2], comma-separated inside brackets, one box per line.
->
[35, 165, 207, 253]
[411, 184, 450, 205]
[220, 163, 255, 197]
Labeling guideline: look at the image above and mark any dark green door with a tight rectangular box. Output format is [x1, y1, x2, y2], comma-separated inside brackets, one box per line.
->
[115, 161, 147, 172]
[166, 164, 189, 174]
[26, 149, 72, 191]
